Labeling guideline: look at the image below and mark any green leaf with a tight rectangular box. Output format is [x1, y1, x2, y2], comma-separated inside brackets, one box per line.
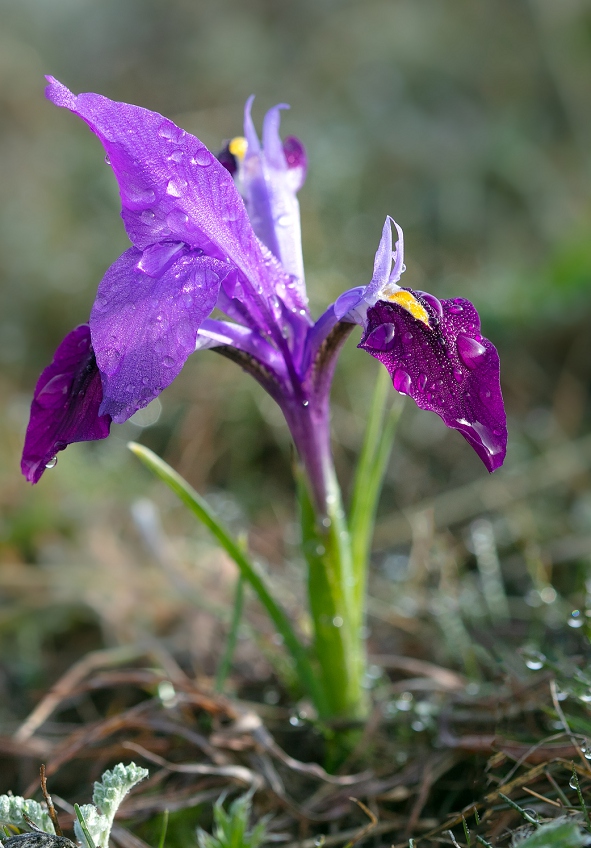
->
[0, 797, 55, 834]
[128, 442, 327, 715]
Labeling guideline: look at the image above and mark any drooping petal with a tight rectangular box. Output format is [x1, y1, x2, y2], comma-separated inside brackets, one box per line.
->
[90, 247, 230, 422]
[242, 98, 307, 305]
[197, 318, 288, 379]
[359, 295, 507, 471]
[21, 325, 111, 484]
[45, 77, 278, 308]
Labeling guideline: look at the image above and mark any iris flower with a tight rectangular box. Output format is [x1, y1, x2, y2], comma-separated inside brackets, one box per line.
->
[22, 79, 507, 503]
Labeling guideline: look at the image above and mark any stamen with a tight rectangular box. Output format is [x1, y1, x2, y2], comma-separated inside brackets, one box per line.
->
[383, 289, 430, 327]
[228, 136, 248, 161]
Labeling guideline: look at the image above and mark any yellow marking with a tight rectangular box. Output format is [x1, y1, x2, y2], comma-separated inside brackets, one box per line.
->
[229, 136, 248, 161]
[385, 289, 430, 326]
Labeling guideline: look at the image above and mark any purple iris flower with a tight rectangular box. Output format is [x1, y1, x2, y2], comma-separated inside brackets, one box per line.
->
[22, 79, 507, 497]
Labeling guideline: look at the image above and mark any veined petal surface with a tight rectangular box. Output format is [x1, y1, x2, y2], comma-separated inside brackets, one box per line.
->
[91, 248, 229, 422]
[45, 77, 279, 305]
[21, 325, 111, 483]
[359, 295, 507, 471]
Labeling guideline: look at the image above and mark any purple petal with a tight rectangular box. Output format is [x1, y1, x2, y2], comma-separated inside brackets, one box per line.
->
[242, 98, 307, 305]
[359, 295, 507, 471]
[21, 325, 111, 483]
[45, 77, 277, 307]
[197, 318, 288, 378]
[363, 216, 405, 306]
[90, 247, 229, 422]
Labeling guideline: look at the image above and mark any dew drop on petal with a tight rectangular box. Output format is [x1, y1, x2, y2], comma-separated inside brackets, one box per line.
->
[276, 213, 290, 227]
[140, 209, 155, 224]
[393, 369, 412, 395]
[45, 456, 58, 469]
[36, 374, 72, 408]
[417, 292, 443, 320]
[158, 121, 185, 143]
[449, 299, 464, 314]
[166, 178, 187, 197]
[365, 323, 396, 351]
[163, 356, 175, 367]
[167, 150, 184, 163]
[104, 154, 111, 165]
[453, 368, 463, 383]
[418, 373, 427, 392]
[166, 209, 189, 230]
[192, 148, 213, 166]
[457, 334, 487, 369]
[403, 331, 413, 344]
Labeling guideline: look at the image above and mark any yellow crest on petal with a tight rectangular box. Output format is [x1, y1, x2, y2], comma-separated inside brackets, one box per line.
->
[229, 136, 248, 161]
[384, 289, 430, 327]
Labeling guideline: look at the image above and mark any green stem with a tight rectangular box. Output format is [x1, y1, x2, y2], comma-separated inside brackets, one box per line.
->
[128, 442, 328, 716]
[298, 464, 367, 720]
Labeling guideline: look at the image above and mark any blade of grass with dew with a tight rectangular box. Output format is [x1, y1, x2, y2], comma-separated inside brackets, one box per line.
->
[349, 366, 404, 600]
[74, 805, 96, 848]
[128, 442, 328, 715]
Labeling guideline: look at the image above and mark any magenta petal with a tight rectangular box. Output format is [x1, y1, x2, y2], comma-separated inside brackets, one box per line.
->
[21, 325, 111, 483]
[91, 248, 230, 422]
[359, 296, 507, 471]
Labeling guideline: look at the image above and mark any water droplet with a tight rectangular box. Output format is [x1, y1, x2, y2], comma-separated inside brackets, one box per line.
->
[158, 121, 185, 143]
[192, 148, 212, 166]
[163, 356, 175, 367]
[276, 213, 290, 227]
[457, 335, 487, 369]
[123, 186, 156, 209]
[580, 693, 591, 703]
[453, 368, 463, 383]
[167, 149, 184, 163]
[417, 292, 443, 320]
[393, 369, 412, 395]
[36, 374, 72, 408]
[302, 399, 309, 407]
[166, 178, 187, 197]
[525, 658, 544, 670]
[140, 209, 155, 224]
[569, 610, 585, 628]
[569, 777, 578, 790]
[418, 373, 427, 391]
[403, 331, 413, 344]
[45, 456, 58, 469]
[222, 205, 240, 223]
[166, 209, 189, 230]
[104, 154, 111, 165]
[332, 616, 343, 628]
[365, 323, 396, 351]
[449, 299, 464, 314]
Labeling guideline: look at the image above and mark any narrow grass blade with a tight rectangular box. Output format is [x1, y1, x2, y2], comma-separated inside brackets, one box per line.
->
[349, 367, 403, 595]
[215, 574, 244, 693]
[74, 804, 96, 848]
[128, 442, 327, 715]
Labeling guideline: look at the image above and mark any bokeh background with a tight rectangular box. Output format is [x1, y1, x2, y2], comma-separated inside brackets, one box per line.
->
[2, 0, 591, 788]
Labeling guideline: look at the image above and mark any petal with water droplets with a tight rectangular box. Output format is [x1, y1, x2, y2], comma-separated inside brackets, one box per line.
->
[21, 325, 111, 484]
[358, 295, 507, 471]
[91, 248, 230, 423]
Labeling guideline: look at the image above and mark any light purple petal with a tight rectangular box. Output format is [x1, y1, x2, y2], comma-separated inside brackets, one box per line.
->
[359, 295, 507, 471]
[242, 98, 307, 305]
[197, 318, 288, 378]
[90, 247, 230, 422]
[45, 77, 278, 308]
[21, 325, 111, 483]
[362, 216, 405, 306]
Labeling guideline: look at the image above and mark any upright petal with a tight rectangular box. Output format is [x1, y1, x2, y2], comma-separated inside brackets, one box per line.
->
[21, 325, 111, 483]
[359, 296, 507, 471]
[45, 78, 278, 307]
[242, 98, 307, 306]
[90, 247, 230, 422]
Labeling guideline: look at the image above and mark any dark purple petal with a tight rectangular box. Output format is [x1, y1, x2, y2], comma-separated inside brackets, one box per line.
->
[21, 325, 111, 483]
[45, 78, 278, 307]
[90, 247, 229, 422]
[359, 295, 507, 471]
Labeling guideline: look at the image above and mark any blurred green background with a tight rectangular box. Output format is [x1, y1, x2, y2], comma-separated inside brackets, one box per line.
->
[2, 0, 591, 765]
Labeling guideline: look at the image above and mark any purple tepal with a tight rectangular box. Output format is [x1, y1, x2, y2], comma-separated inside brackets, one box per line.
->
[359, 294, 507, 471]
[21, 325, 111, 483]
